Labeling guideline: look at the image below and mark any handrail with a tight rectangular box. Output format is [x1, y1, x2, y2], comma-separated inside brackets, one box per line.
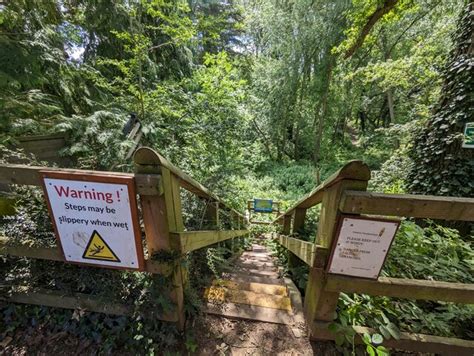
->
[134, 147, 246, 219]
[274, 160, 370, 221]
[340, 190, 474, 221]
[0, 163, 160, 195]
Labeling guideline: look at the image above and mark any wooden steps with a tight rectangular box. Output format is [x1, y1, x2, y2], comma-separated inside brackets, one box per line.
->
[212, 279, 287, 296]
[203, 244, 297, 325]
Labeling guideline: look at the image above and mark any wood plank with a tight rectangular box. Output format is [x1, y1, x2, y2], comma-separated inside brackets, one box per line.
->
[5, 286, 177, 322]
[212, 279, 287, 296]
[305, 179, 369, 325]
[172, 230, 248, 253]
[0, 236, 169, 274]
[235, 260, 276, 269]
[282, 215, 291, 235]
[325, 275, 474, 304]
[274, 160, 370, 221]
[204, 286, 292, 311]
[292, 208, 306, 234]
[277, 235, 315, 266]
[127, 122, 141, 139]
[0, 164, 160, 195]
[222, 273, 284, 285]
[312, 322, 474, 355]
[205, 201, 219, 228]
[341, 191, 474, 221]
[204, 301, 293, 325]
[223, 264, 280, 278]
[16, 133, 67, 142]
[134, 151, 185, 330]
[19, 139, 66, 151]
[7, 286, 130, 316]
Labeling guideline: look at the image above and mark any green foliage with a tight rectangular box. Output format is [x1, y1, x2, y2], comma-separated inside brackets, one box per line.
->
[332, 220, 474, 341]
[407, 3, 474, 199]
[57, 111, 134, 170]
[383, 221, 474, 283]
[1, 0, 473, 352]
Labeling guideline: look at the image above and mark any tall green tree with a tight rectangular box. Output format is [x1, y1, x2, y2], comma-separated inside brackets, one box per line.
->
[407, 3, 473, 201]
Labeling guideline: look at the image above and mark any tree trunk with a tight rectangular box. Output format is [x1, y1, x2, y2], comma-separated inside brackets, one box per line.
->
[385, 89, 395, 126]
[313, 60, 333, 165]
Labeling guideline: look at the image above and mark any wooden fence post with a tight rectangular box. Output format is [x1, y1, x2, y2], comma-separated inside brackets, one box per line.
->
[134, 148, 186, 330]
[206, 201, 219, 229]
[282, 214, 292, 235]
[304, 170, 370, 337]
[289, 208, 307, 268]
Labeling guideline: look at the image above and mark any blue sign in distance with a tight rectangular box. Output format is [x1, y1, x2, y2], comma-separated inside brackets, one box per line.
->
[254, 199, 273, 213]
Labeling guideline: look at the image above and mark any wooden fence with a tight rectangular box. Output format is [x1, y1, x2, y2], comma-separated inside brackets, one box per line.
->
[273, 160, 474, 355]
[0, 147, 248, 329]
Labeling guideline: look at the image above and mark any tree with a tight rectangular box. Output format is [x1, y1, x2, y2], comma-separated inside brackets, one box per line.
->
[407, 2, 473, 228]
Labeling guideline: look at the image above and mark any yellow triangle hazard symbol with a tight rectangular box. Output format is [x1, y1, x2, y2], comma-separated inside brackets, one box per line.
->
[82, 230, 120, 262]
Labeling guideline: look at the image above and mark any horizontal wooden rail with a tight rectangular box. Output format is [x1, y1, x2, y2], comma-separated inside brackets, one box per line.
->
[277, 235, 315, 265]
[312, 322, 474, 355]
[171, 230, 249, 253]
[2, 285, 177, 322]
[325, 275, 474, 304]
[134, 148, 245, 219]
[274, 160, 370, 222]
[340, 191, 474, 221]
[0, 164, 161, 196]
[0, 237, 169, 275]
[276, 236, 329, 267]
[5, 285, 130, 316]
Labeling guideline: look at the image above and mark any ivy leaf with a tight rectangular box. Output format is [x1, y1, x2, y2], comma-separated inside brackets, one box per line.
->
[371, 333, 384, 345]
[386, 322, 401, 340]
[379, 325, 391, 340]
[366, 345, 376, 356]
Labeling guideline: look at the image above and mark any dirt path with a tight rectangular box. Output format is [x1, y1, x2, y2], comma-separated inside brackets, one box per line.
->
[194, 243, 319, 355]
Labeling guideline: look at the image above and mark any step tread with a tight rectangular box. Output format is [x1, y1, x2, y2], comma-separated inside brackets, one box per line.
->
[204, 286, 292, 311]
[204, 302, 293, 325]
[225, 266, 280, 277]
[212, 279, 288, 296]
[222, 273, 284, 285]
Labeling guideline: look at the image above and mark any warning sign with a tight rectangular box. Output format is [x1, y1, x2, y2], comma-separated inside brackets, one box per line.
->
[83, 230, 120, 262]
[40, 171, 144, 270]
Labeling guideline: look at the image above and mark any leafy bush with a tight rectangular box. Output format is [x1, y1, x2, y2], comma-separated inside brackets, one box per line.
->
[335, 220, 474, 340]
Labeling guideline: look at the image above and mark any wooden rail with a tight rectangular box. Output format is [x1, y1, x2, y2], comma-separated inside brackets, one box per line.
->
[272, 159, 474, 354]
[0, 237, 169, 274]
[134, 148, 245, 219]
[325, 275, 474, 304]
[274, 160, 370, 221]
[0, 146, 249, 330]
[0, 164, 161, 195]
[171, 230, 249, 253]
[340, 190, 474, 221]
[277, 235, 316, 266]
[312, 322, 474, 355]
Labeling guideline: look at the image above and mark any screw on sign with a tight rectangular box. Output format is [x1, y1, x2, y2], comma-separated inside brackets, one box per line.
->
[40, 171, 144, 270]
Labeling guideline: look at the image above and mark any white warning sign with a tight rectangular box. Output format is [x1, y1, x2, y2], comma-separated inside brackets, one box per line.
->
[327, 216, 400, 279]
[41, 171, 144, 270]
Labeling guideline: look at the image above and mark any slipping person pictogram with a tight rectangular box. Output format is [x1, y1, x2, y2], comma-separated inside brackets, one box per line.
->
[82, 230, 120, 262]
